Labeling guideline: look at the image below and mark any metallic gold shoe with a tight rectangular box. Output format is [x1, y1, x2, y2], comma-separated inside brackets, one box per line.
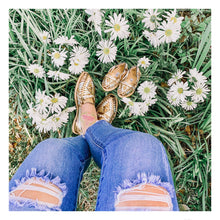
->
[72, 72, 95, 135]
[102, 63, 128, 92]
[96, 94, 118, 124]
[117, 66, 141, 98]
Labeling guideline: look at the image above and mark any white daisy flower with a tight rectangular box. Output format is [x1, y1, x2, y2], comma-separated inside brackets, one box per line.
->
[157, 21, 181, 44]
[54, 36, 68, 45]
[143, 30, 161, 47]
[188, 68, 207, 85]
[163, 9, 184, 26]
[191, 82, 210, 103]
[85, 9, 104, 23]
[168, 70, 185, 86]
[96, 39, 117, 63]
[35, 115, 51, 133]
[49, 93, 68, 114]
[27, 64, 45, 79]
[105, 13, 130, 40]
[169, 81, 191, 102]
[139, 102, 149, 114]
[26, 103, 42, 124]
[50, 49, 67, 67]
[121, 97, 144, 116]
[142, 9, 162, 30]
[71, 46, 90, 64]
[54, 35, 78, 46]
[137, 81, 157, 101]
[138, 56, 151, 68]
[167, 90, 181, 106]
[49, 112, 68, 132]
[181, 100, 197, 111]
[39, 31, 51, 44]
[47, 70, 70, 81]
[67, 35, 79, 46]
[144, 97, 157, 107]
[68, 57, 86, 75]
[85, 9, 104, 36]
[35, 89, 50, 114]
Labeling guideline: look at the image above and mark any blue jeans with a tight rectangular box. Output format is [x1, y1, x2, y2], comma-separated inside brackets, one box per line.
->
[9, 120, 179, 211]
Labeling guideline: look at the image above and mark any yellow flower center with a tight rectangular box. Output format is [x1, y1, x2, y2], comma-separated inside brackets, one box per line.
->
[165, 29, 173, 37]
[150, 15, 157, 23]
[54, 52, 61, 59]
[171, 17, 177, 23]
[178, 88, 183, 94]
[74, 62, 79, 66]
[144, 87, 150, 94]
[33, 68, 39, 74]
[42, 36, 47, 40]
[196, 88, 202, 95]
[39, 99, 44, 104]
[128, 101, 134, 106]
[114, 24, 121, 32]
[103, 48, 110, 55]
[141, 61, 146, 65]
[187, 101, 192, 106]
[51, 98, 58, 103]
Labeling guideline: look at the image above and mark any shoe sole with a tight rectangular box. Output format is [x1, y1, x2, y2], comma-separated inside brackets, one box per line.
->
[72, 71, 88, 135]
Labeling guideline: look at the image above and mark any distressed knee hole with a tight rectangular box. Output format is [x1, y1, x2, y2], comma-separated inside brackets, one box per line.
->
[115, 173, 174, 211]
[9, 168, 67, 211]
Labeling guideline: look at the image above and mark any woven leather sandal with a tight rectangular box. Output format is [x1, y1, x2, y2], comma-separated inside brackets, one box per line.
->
[96, 94, 118, 124]
[117, 66, 141, 98]
[72, 72, 95, 135]
[102, 63, 128, 92]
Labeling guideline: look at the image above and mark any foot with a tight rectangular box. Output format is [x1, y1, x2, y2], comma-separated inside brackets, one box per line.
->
[80, 103, 98, 134]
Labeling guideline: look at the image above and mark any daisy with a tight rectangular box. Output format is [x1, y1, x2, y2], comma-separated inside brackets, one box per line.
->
[54, 35, 78, 46]
[181, 100, 197, 111]
[143, 30, 161, 47]
[35, 89, 50, 114]
[142, 9, 162, 30]
[26, 103, 42, 124]
[188, 68, 207, 84]
[96, 39, 117, 63]
[85, 9, 104, 36]
[157, 21, 181, 44]
[139, 102, 149, 114]
[168, 70, 185, 86]
[35, 115, 51, 133]
[68, 57, 85, 75]
[137, 81, 157, 101]
[54, 36, 68, 45]
[49, 112, 68, 132]
[27, 64, 45, 78]
[67, 35, 79, 46]
[47, 70, 70, 81]
[49, 93, 68, 114]
[138, 56, 151, 68]
[163, 9, 184, 26]
[191, 82, 210, 103]
[71, 46, 90, 64]
[105, 13, 130, 40]
[121, 98, 144, 116]
[169, 81, 191, 102]
[167, 91, 181, 106]
[144, 97, 157, 107]
[50, 49, 67, 67]
[39, 31, 51, 44]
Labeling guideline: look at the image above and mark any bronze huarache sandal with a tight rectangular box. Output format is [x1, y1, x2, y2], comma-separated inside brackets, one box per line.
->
[102, 63, 128, 92]
[96, 94, 118, 124]
[117, 66, 141, 98]
[72, 72, 95, 135]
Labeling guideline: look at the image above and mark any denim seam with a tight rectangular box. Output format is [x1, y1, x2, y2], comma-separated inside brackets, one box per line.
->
[96, 149, 107, 210]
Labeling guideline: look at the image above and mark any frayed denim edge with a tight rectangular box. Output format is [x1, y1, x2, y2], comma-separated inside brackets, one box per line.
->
[9, 168, 67, 211]
[115, 172, 175, 200]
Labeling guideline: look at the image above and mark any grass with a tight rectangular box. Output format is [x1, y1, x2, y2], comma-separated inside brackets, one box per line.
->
[9, 9, 211, 211]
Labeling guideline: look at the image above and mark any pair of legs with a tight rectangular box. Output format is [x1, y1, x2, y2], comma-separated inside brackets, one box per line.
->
[9, 118, 179, 211]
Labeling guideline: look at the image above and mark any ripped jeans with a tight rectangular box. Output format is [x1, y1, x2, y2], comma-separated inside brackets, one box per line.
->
[9, 120, 179, 211]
